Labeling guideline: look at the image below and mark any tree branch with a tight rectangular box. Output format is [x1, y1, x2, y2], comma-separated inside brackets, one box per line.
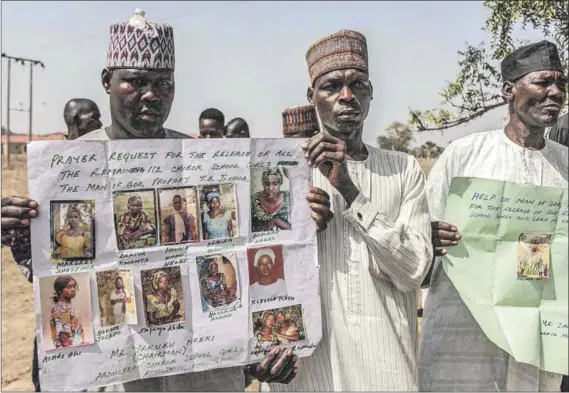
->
[411, 100, 506, 132]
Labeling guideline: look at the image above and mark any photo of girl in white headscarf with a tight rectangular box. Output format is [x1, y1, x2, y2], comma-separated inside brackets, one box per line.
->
[248, 245, 287, 300]
[199, 183, 239, 240]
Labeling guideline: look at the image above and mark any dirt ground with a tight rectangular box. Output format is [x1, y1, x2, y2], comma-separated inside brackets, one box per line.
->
[2, 155, 35, 391]
[0, 154, 429, 392]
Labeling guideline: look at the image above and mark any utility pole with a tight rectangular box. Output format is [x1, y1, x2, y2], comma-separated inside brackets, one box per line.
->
[29, 64, 34, 141]
[1, 53, 45, 168]
[5, 57, 11, 168]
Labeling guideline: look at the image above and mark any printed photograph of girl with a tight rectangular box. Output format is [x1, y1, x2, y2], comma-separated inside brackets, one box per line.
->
[113, 190, 158, 250]
[250, 166, 291, 233]
[196, 253, 240, 312]
[141, 267, 185, 326]
[517, 233, 551, 279]
[198, 183, 239, 241]
[248, 245, 286, 301]
[50, 201, 95, 261]
[252, 304, 305, 351]
[157, 187, 200, 245]
[96, 270, 137, 327]
[38, 273, 94, 351]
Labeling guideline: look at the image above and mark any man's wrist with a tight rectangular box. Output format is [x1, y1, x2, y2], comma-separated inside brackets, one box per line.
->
[337, 180, 359, 207]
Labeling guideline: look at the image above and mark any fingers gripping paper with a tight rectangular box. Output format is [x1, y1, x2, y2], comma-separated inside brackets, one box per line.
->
[443, 177, 568, 375]
[27, 139, 321, 391]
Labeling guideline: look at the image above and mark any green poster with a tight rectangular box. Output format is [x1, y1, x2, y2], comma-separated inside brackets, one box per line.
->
[443, 177, 568, 375]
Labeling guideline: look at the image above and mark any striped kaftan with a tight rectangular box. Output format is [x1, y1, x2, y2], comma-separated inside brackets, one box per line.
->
[272, 144, 433, 391]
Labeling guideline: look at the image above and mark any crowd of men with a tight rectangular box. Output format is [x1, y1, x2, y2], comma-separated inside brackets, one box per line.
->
[1, 8, 568, 393]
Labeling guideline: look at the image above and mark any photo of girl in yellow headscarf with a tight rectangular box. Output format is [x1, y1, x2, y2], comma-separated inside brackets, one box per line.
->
[141, 267, 185, 326]
[50, 201, 95, 261]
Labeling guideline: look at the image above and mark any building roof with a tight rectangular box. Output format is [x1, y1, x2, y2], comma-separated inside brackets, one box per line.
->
[1, 133, 66, 144]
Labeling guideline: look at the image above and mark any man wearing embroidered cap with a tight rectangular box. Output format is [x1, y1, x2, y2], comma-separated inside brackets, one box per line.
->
[421, 40, 567, 391]
[271, 30, 433, 391]
[282, 104, 320, 138]
[1, 9, 310, 392]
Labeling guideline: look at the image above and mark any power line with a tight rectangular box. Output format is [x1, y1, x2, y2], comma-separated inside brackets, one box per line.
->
[2, 53, 45, 168]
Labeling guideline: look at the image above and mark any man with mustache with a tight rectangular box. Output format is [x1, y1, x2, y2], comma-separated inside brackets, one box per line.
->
[1, 9, 310, 391]
[270, 30, 433, 391]
[421, 40, 568, 391]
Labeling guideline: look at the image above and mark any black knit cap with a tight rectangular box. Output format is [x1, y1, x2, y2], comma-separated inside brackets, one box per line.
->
[501, 40, 564, 82]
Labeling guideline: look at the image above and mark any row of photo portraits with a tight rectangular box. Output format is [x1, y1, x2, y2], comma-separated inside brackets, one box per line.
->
[38, 244, 306, 352]
[50, 166, 293, 261]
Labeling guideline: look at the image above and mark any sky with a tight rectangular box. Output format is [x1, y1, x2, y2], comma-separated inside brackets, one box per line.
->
[1, 1, 548, 147]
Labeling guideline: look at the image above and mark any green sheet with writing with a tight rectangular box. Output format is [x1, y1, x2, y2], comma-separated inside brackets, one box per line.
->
[443, 177, 568, 375]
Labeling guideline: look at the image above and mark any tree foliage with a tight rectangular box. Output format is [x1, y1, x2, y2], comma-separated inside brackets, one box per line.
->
[409, 0, 568, 132]
[377, 122, 444, 159]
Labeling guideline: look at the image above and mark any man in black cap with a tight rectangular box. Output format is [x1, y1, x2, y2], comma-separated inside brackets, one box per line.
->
[421, 40, 567, 391]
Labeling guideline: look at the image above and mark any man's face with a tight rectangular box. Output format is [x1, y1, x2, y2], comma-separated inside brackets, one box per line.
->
[507, 70, 567, 129]
[308, 68, 372, 137]
[199, 118, 224, 138]
[256, 255, 274, 278]
[104, 68, 175, 138]
[69, 104, 102, 140]
[173, 196, 183, 212]
[116, 277, 124, 289]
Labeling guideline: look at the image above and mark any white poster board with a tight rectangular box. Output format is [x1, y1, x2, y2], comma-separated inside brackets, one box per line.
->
[27, 138, 321, 391]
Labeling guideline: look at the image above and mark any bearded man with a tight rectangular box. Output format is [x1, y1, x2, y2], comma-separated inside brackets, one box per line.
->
[270, 30, 433, 392]
[421, 40, 568, 391]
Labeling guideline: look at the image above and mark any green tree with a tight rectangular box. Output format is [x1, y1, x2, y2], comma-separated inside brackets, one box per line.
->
[377, 121, 414, 153]
[412, 141, 445, 159]
[409, 0, 568, 132]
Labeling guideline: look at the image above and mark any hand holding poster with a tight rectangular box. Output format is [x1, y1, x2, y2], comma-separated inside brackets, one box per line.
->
[442, 177, 568, 375]
[27, 138, 322, 391]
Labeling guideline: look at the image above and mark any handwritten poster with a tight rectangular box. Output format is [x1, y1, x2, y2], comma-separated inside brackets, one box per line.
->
[443, 177, 568, 375]
[27, 139, 322, 391]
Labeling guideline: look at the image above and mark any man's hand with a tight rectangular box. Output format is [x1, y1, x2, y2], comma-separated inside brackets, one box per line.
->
[249, 347, 298, 384]
[302, 133, 359, 207]
[1, 196, 38, 229]
[431, 221, 461, 256]
[306, 187, 333, 231]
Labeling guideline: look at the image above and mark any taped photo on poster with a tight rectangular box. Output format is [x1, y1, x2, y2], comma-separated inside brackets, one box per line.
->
[27, 138, 321, 391]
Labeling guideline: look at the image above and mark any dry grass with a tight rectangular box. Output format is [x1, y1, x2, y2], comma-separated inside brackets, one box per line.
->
[2, 154, 35, 392]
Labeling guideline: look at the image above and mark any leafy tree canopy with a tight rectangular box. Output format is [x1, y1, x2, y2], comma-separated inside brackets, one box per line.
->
[409, 0, 568, 133]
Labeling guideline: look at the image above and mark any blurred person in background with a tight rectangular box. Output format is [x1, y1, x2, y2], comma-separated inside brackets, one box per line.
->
[63, 98, 102, 140]
[547, 110, 568, 147]
[199, 108, 225, 138]
[282, 104, 319, 138]
[225, 117, 250, 138]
